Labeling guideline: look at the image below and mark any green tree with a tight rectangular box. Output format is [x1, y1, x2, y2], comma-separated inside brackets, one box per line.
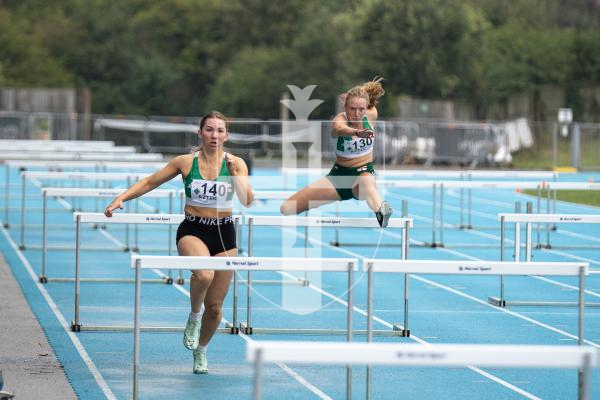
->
[0, 8, 72, 86]
[353, 0, 486, 99]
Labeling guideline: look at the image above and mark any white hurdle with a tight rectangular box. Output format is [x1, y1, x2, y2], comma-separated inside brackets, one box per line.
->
[382, 180, 600, 247]
[243, 215, 413, 335]
[70, 213, 213, 332]
[364, 260, 588, 339]
[2, 160, 166, 228]
[36, 188, 178, 283]
[491, 213, 600, 307]
[130, 255, 359, 400]
[17, 171, 179, 249]
[247, 341, 596, 400]
[363, 259, 589, 400]
[0, 151, 162, 161]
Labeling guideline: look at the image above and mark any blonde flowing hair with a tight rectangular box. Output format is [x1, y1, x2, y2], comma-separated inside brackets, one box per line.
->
[344, 76, 385, 109]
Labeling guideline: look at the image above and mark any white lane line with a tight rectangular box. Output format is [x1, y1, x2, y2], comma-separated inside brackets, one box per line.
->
[149, 269, 333, 400]
[280, 227, 541, 399]
[0, 224, 118, 400]
[556, 229, 600, 244]
[97, 228, 126, 248]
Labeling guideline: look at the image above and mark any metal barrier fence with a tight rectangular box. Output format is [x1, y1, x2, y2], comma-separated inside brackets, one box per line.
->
[0, 111, 558, 166]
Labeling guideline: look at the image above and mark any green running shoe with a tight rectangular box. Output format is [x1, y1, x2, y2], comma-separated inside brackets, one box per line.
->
[183, 316, 201, 350]
[193, 350, 208, 374]
[375, 201, 393, 228]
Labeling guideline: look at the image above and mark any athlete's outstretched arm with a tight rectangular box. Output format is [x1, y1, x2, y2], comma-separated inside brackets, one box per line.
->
[104, 157, 183, 216]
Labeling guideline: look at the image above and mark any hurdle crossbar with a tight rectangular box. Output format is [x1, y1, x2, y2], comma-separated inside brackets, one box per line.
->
[0, 152, 162, 161]
[247, 341, 595, 400]
[131, 255, 358, 400]
[494, 213, 600, 307]
[244, 215, 412, 335]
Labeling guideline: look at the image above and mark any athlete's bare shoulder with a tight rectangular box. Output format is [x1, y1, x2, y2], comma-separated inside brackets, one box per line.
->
[168, 153, 194, 173]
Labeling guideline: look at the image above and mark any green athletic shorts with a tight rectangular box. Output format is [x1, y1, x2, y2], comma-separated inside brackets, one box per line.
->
[325, 162, 375, 201]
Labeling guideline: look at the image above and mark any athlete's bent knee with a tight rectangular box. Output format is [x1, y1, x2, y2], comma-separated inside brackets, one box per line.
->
[205, 303, 222, 320]
[280, 201, 297, 216]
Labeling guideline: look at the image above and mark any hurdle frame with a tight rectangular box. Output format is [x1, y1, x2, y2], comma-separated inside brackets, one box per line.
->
[70, 212, 230, 332]
[364, 259, 589, 400]
[383, 179, 600, 248]
[38, 188, 177, 283]
[490, 213, 600, 308]
[18, 171, 156, 249]
[247, 341, 595, 400]
[243, 214, 412, 336]
[131, 255, 359, 400]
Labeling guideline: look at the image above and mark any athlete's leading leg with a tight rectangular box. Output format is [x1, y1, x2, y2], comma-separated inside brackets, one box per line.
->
[280, 177, 340, 215]
[192, 248, 236, 374]
[353, 173, 393, 228]
[178, 236, 212, 351]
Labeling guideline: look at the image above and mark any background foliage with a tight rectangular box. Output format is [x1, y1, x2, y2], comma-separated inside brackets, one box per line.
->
[0, 0, 598, 119]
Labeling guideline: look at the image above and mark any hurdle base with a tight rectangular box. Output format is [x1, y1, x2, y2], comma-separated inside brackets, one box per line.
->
[176, 277, 185, 285]
[488, 297, 507, 307]
[392, 324, 410, 337]
[18, 244, 25, 250]
[497, 300, 600, 307]
[240, 322, 253, 335]
[237, 325, 408, 336]
[71, 321, 81, 332]
[3, 223, 9, 228]
[425, 242, 444, 248]
[329, 242, 406, 248]
[45, 277, 170, 284]
[165, 277, 173, 285]
[39, 275, 48, 284]
[75, 324, 232, 333]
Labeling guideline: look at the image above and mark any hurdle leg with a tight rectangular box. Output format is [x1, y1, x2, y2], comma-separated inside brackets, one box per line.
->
[536, 186, 541, 248]
[168, 194, 176, 285]
[3, 165, 9, 228]
[489, 216, 507, 307]
[459, 173, 464, 228]
[133, 260, 142, 400]
[40, 193, 48, 283]
[366, 263, 373, 400]
[430, 184, 437, 247]
[71, 215, 82, 331]
[545, 187, 552, 248]
[346, 262, 354, 400]
[19, 173, 26, 250]
[133, 198, 140, 252]
[467, 175, 473, 229]
[241, 218, 254, 334]
[439, 183, 445, 247]
[525, 222, 532, 261]
[578, 266, 587, 400]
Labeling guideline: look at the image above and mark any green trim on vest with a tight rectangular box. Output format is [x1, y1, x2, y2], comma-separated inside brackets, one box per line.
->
[184, 152, 232, 199]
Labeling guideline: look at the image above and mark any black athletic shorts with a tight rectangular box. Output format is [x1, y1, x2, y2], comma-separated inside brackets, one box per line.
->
[176, 214, 237, 256]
